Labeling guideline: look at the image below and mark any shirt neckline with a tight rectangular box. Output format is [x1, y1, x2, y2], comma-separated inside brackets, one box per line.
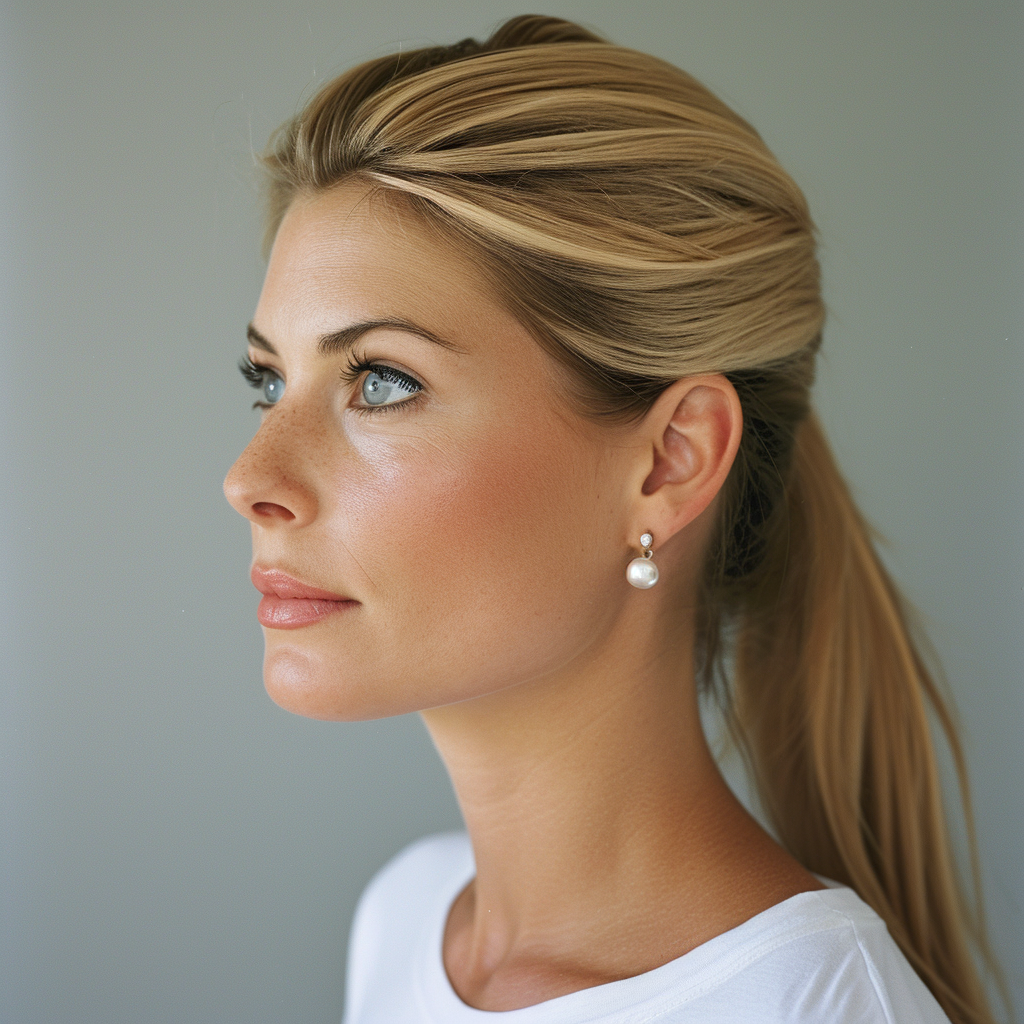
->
[414, 833, 860, 1023]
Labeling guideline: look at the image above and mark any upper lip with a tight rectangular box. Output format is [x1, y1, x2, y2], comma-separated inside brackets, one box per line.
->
[250, 565, 353, 601]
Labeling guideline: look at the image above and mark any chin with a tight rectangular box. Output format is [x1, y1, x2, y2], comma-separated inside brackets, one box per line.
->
[261, 644, 430, 722]
[262, 646, 366, 721]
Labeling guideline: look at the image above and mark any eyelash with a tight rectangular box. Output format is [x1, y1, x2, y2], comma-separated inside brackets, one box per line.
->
[238, 354, 424, 415]
[238, 355, 277, 409]
[339, 354, 424, 416]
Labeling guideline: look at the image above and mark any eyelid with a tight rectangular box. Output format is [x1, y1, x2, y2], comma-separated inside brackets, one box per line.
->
[246, 351, 284, 376]
[339, 350, 421, 384]
[239, 354, 281, 382]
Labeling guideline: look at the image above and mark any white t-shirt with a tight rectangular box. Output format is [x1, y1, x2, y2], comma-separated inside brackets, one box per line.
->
[343, 831, 950, 1023]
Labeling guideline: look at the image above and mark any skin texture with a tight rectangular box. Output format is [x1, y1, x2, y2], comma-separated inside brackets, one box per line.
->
[224, 181, 823, 1012]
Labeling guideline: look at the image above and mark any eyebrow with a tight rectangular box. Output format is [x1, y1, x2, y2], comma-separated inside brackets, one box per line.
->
[246, 319, 467, 357]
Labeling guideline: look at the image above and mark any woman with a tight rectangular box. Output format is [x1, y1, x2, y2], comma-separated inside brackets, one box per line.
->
[223, 15, 1000, 1024]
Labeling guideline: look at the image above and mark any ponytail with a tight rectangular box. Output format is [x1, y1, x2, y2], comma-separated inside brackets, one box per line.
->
[727, 411, 1002, 1024]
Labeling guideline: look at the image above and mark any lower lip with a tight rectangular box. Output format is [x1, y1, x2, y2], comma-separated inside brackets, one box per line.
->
[257, 595, 358, 629]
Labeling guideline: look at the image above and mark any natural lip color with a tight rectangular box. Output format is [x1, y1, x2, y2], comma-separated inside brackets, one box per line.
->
[250, 565, 353, 602]
[251, 565, 358, 629]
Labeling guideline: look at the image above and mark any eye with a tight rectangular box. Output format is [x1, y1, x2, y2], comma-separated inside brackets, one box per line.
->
[361, 367, 419, 407]
[239, 356, 285, 407]
[344, 360, 423, 413]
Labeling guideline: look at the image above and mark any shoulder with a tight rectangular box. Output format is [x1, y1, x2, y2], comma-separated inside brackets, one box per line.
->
[343, 832, 472, 1020]
[354, 829, 472, 922]
[669, 886, 950, 1024]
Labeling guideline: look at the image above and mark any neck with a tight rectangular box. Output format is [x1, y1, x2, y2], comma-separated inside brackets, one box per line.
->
[420, 600, 816, 1008]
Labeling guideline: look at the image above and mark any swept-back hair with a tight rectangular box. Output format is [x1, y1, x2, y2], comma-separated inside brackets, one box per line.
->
[260, 16, 1002, 1023]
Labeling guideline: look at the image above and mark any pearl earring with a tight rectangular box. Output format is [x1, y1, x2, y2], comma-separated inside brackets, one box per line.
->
[626, 532, 659, 589]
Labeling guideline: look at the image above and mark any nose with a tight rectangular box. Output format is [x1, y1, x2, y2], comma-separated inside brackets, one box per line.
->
[223, 413, 319, 528]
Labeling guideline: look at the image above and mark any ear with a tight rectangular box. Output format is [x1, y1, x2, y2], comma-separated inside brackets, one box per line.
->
[630, 375, 743, 548]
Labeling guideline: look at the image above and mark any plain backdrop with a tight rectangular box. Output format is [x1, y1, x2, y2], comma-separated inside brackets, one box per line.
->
[1, 1, 1021, 1021]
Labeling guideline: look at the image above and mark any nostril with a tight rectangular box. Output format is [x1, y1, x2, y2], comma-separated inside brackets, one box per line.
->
[252, 501, 296, 521]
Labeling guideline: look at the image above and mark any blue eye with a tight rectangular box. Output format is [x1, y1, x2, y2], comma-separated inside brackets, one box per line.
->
[340, 357, 424, 415]
[261, 372, 285, 405]
[239, 356, 285, 407]
[361, 367, 419, 407]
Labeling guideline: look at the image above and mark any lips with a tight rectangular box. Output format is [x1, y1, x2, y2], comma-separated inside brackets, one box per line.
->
[251, 565, 358, 629]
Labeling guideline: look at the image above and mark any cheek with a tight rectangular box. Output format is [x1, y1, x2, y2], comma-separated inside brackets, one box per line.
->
[263, 414, 622, 719]
[350, 414, 594, 582]
[379, 420, 617, 675]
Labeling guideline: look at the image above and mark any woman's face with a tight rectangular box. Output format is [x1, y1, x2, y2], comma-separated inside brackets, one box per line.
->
[224, 182, 642, 720]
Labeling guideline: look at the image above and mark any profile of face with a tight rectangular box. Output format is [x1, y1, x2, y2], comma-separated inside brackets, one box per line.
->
[223, 182, 702, 722]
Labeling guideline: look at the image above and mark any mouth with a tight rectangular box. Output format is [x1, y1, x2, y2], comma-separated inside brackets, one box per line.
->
[250, 565, 359, 629]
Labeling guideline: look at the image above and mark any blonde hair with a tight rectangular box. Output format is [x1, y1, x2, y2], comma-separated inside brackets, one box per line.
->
[260, 16, 1002, 1024]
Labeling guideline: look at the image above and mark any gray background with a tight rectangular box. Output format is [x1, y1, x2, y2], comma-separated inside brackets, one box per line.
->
[1, 0, 1020, 1021]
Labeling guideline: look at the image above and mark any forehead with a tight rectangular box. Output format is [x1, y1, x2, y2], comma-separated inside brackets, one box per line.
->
[257, 181, 510, 343]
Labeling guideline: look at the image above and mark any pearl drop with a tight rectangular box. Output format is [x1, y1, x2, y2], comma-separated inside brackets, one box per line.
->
[626, 556, 659, 589]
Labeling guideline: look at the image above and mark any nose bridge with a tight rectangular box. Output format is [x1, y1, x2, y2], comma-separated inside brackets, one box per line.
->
[224, 403, 320, 525]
